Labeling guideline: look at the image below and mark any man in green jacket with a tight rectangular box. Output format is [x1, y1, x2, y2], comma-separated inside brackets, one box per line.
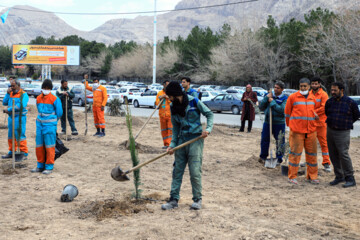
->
[56, 80, 78, 135]
[162, 81, 213, 211]
[258, 81, 288, 164]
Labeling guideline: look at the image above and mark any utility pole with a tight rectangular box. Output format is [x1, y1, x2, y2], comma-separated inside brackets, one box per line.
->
[152, 0, 157, 84]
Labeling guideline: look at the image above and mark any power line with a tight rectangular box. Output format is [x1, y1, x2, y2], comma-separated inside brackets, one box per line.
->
[0, 0, 258, 16]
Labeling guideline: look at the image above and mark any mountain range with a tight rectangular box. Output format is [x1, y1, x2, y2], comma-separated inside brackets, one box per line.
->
[0, 0, 358, 46]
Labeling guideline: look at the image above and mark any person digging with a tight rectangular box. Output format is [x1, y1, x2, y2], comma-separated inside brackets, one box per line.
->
[161, 81, 213, 210]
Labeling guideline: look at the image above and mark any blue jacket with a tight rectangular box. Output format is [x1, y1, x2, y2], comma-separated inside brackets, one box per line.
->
[186, 88, 199, 98]
[259, 92, 288, 125]
[36, 93, 63, 132]
[3, 90, 29, 117]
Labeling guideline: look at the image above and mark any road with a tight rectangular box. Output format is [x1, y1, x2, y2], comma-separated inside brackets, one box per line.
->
[26, 98, 360, 137]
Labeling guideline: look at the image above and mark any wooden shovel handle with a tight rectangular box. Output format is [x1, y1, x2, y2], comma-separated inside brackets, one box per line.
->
[134, 98, 164, 140]
[125, 135, 203, 175]
[12, 99, 15, 169]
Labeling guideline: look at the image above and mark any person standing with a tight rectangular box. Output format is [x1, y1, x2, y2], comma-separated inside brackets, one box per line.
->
[161, 81, 213, 211]
[325, 82, 360, 188]
[258, 81, 288, 164]
[85, 78, 108, 137]
[56, 80, 78, 135]
[240, 84, 258, 132]
[285, 78, 319, 185]
[310, 77, 331, 172]
[2, 78, 29, 159]
[31, 79, 63, 174]
[155, 80, 172, 149]
[181, 77, 198, 98]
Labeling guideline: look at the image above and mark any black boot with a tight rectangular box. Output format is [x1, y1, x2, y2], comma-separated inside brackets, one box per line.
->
[247, 121, 253, 133]
[93, 128, 100, 136]
[329, 177, 345, 186]
[343, 176, 356, 188]
[239, 120, 245, 132]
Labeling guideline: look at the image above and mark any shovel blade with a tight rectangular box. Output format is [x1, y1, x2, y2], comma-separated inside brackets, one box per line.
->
[15, 152, 25, 162]
[264, 152, 277, 169]
[111, 166, 130, 182]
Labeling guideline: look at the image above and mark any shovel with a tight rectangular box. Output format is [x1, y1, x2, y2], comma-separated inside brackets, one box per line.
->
[84, 82, 88, 136]
[65, 95, 68, 142]
[13, 98, 25, 164]
[265, 96, 277, 169]
[112, 135, 203, 182]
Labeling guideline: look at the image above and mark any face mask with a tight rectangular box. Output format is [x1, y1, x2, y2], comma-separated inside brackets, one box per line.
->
[42, 90, 51, 95]
[300, 90, 309, 96]
[93, 83, 99, 88]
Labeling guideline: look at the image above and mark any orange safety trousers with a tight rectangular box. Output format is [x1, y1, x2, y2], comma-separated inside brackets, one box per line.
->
[93, 106, 105, 129]
[288, 131, 318, 180]
[8, 139, 28, 153]
[316, 125, 331, 166]
[160, 116, 172, 147]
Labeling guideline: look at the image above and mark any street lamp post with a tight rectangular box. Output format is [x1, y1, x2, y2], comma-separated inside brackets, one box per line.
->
[152, 0, 157, 84]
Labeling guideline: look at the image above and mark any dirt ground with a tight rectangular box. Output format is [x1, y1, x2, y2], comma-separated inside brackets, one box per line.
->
[0, 105, 359, 240]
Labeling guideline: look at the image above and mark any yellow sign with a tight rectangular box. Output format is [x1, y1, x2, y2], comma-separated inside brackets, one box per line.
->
[12, 45, 80, 66]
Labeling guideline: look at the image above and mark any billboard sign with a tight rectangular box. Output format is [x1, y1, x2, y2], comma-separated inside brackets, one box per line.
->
[12, 45, 80, 66]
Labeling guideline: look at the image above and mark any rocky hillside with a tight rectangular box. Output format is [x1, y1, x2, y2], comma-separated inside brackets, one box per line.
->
[0, 0, 358, 45]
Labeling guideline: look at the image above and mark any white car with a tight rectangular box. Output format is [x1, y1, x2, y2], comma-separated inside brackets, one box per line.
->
[104, 85, 118, 90]
[0, 77, 7, 82]
[132, 90, 159, 108]
[107, 89, 124, 104]
[51, 83, 61, 96]
[198, 87, 214, 92]
[149, 85, 163, 91]
[228, 86, 246, 91]
[0, 83, 9, 98]
[118, 86, 141, 104]
[200, 85, 216, 89]
[350, 96, 360, 111]
[200, 91, 219, 102]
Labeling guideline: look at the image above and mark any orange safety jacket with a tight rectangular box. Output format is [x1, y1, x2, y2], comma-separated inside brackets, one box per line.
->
[85, 82, 108, 108]
[155, 90, 171, 118]
[285, 91, 317, 134]
[311, 88, 329, 127]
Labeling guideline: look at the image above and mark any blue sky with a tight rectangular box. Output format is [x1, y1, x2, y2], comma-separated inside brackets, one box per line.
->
[0, 0, 182, 31]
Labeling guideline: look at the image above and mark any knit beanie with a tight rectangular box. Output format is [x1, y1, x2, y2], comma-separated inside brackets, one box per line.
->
[165, 81, 183, 97]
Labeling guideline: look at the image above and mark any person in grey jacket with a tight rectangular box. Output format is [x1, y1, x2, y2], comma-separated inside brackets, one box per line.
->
[258, 81, 288, 164]
[56, 80, 78, 135]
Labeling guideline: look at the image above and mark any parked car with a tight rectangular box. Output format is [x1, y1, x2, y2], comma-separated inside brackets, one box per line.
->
[228, 86, 246, 91]
[253, 90, 266, 102]
[24, 83, 42, 97]
[0, 77, 7, 82]
[133, 83, 148, 89]
[190, 84, 201, 89]
[132, 90, 159, 108]
[99, 80, 107, 85]
[0, 83, 8, 98]
[149, 85, 163, 91]
[283, 89, 297, 97]
[51, 83, 61, 96]
[107, 89, 124, 104]
[118, 86, 141, 103]
[108, 80, 118, 86]
[214, 85, 229, 93]
[349, 96, 360, 111]
[31, 85, 43, 98]
[198, 87, 214, 92]
[200, 91, 219, 102]
[104, 85, 117, 90]
[200, 85, 217, 89]
[203, 93, 244, 115]
[72, 86, 93, 106]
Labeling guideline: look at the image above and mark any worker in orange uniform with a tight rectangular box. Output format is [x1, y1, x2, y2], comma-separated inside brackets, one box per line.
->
[156, 80, 172, 149]
[285, 78, 319, 185]
[310, 77, 331, 172]
[85, 78, 108, 137]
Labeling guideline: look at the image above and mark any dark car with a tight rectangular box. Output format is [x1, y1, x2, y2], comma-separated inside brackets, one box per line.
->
[14, 49, 28, 61]
[203, 93, 244, 115]
[108, 80, 118, 86]
[72, 86, 93, 106]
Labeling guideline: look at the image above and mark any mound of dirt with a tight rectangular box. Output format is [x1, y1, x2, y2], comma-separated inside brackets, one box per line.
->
[76, 198, 153, 221]
[130, 117, 144, 128]
[119, 141, 164, 154]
